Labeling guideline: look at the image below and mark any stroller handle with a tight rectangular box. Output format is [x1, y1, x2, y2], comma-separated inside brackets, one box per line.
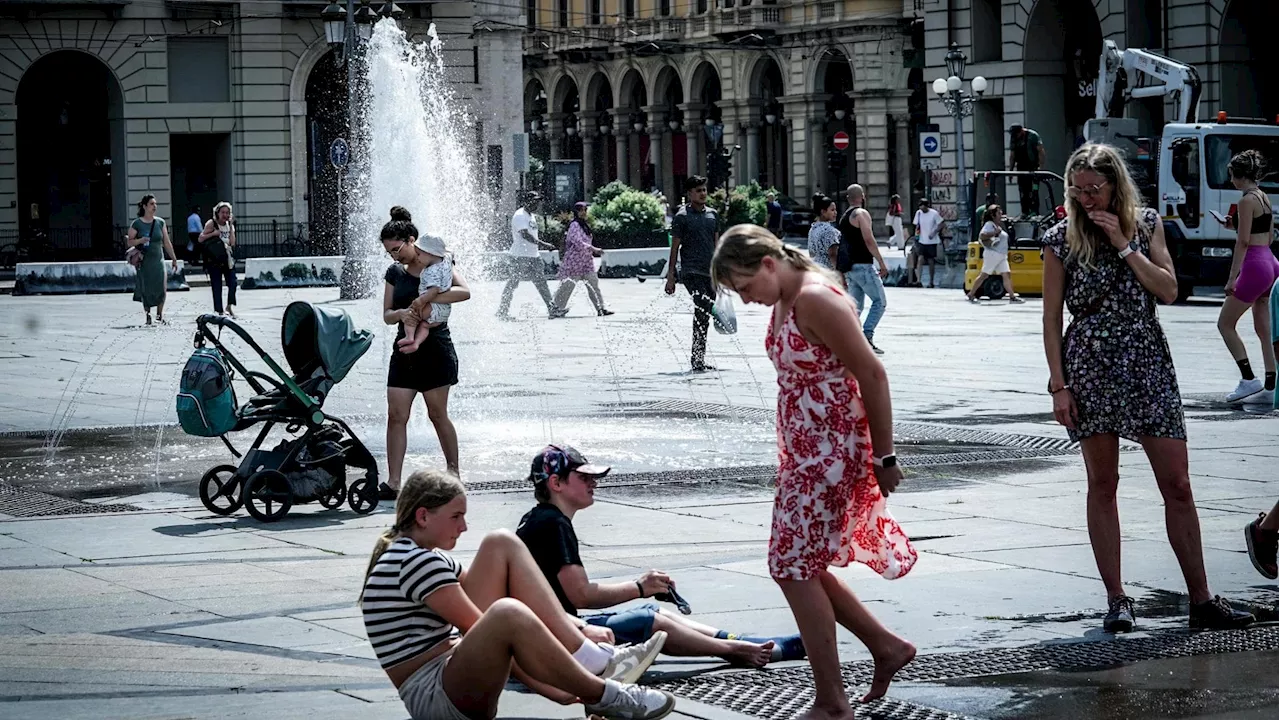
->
[195, 313, 322, 422]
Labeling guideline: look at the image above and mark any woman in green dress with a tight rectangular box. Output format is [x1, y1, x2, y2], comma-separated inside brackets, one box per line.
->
[128, 194, 179, 325]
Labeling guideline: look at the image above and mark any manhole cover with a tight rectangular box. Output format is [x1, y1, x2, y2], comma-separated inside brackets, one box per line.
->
[0, 483, 139, 517]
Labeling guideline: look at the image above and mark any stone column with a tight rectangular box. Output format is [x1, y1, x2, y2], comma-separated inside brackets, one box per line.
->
[678, 103, 705, 176]
[628, 130, 642, 188]
[892, 111, 912, 207]
[644, 105, 667, 195]
[779, 94, 827, 202]
[808, 117, 826, 195]
[744, 123, 760, 186]
[848, 91, 891, 220]
[611, 109, 631, 185]
[546, 113, 565, 161]
[581, 129, 596, 198]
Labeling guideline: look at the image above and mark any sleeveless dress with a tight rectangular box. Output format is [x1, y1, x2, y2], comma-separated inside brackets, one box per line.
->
[131, 217, 167, 308]
[1042, 208, 1186, 442]
[765, 283, 917, 582]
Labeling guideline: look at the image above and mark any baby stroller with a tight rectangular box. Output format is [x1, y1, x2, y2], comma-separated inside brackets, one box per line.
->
[177, 301, 380, 522]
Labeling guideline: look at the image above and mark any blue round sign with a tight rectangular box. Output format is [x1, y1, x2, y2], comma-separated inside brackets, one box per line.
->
[329, 138, 350, 168]
[923, 135, 939, 154]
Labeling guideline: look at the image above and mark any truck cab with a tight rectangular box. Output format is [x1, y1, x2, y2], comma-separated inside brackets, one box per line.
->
[1159, 119, 1277, 300]
[1088, 115, 1278, 301]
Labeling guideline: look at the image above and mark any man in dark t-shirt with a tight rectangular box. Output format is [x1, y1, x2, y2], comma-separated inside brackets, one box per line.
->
[1009, 124, 1046, 216]
[515, 445, 806, 667]
[665, 175, 720, 372]
[765, 193, 783, 236]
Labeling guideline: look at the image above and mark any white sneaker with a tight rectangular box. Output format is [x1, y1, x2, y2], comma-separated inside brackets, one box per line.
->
[1242, 390, 1275, 407]
[584, 680, 676, 719]
[1226, 378, 1265, 402]
[599, 630, 666, 684]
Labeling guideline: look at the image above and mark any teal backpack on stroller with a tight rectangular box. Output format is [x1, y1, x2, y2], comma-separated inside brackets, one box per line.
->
[176, 347, 238, 437]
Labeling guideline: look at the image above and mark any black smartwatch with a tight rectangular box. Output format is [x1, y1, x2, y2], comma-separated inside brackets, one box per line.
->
[873, 454, 897, 469]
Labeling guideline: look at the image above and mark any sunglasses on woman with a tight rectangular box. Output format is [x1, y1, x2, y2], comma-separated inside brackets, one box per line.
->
[1067, 181, 1109, 200]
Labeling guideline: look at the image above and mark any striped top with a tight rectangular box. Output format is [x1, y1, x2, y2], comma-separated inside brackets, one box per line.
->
[361, 537, 463, 669]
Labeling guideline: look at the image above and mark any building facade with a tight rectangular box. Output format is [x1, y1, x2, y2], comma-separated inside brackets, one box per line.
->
[919, 0, 1276, 224]
[0, 0, 522, 261]
[522, 0, 926, 218]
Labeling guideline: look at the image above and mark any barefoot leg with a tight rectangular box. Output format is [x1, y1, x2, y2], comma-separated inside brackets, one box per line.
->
[817, 571, 915, 702]
[777, 577, 853, 717]
[649, 612, 774, 667]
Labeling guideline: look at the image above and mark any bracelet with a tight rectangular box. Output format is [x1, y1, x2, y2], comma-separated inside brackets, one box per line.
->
[1050, 385, 1071, 395]
[635, 581, 645, 599]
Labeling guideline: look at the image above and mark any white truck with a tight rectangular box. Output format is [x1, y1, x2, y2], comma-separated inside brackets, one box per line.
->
[1084, 40, 1278, 301]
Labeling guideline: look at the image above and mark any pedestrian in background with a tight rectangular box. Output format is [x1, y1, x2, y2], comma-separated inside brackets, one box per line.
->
[186, 205, 202, 262]
[765, 192, 784, 237]
[911, 198, 943, 287]
[966, 203, 1023, 304]
[551, 202, 612, 317]
[885, 194, 905, 252]
[666, 175, 720, 372]
[837, 184, 888, 354]
[1009, 124, 1046, 214]
[1042, 142, 1253, 633]
[807, 193, 840, 272]
[198, 201, 238, 317]
[127, 194, 178, 326]
[498, 191, 560, 320]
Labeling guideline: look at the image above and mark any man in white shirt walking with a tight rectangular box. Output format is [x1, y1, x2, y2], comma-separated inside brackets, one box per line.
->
[499, 191, 561, 319]
[911, 198, 944, 288]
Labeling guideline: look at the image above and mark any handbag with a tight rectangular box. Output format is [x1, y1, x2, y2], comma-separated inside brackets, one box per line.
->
[126, 220, 156, 268]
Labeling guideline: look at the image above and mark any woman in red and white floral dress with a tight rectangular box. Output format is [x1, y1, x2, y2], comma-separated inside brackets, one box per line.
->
[713, 224, 918, 719]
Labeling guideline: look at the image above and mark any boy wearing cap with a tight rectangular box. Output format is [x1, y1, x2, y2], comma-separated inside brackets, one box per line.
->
[516, 445, 807, 668]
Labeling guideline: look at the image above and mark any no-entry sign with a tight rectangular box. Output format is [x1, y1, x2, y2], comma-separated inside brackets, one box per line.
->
[832, 131, 850, 150]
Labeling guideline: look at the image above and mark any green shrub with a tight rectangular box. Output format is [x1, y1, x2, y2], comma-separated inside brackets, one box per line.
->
[586, 183, 666, 246]
[590, 180, 631, 208]
[280, 263, 309, 280]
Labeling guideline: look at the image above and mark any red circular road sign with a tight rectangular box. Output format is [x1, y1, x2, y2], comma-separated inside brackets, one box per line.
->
[832, 131, 850, 150]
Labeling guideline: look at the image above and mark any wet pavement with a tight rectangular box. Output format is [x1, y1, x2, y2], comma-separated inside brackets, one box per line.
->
[0, 282, 1276, 719]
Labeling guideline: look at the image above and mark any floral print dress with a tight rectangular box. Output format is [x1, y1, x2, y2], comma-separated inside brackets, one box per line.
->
[1043, 207, 1186, 442]
[558, 221, 597, 280]
[766, 283, 917, 582]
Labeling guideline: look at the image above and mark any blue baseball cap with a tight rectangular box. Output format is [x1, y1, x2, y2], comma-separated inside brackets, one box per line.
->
[529, 444, 610, 483]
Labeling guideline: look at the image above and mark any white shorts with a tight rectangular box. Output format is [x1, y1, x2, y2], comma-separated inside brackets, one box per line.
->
[398, 649, 469, 720]
[981, 250, 1010, 275]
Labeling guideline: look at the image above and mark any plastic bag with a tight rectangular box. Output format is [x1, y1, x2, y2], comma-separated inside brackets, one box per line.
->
[712, 291, 737, 335]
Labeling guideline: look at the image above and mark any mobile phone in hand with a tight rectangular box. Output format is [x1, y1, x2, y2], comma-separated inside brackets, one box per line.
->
[1208, 209, 1228, 225]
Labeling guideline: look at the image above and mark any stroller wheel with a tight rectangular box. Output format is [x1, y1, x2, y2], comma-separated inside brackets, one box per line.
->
[244, 470, 293, 522]
[347, 475, 379, 515]
[199, 465, 244, 516]
[318, 482, 346, 510]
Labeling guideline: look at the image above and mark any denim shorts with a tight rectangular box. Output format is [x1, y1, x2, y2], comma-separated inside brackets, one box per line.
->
[583, 602, 660, 646]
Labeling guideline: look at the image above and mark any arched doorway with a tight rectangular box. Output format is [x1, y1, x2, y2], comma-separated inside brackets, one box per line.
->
[819, 50, 855, 194]
[750, 57, 787, 194]
[1023, 0, 1101, 177]
[618, 69, 648, 189]
[1220, 0, 1278, 121]
[17, 51, 125, 261]
[305, 48, 349, 255]
[690, 61, 722, 181]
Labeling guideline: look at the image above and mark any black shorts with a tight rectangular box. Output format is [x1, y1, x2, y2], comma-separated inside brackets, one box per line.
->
[387, 323, 459, 392]
[918, 243, 938, 260]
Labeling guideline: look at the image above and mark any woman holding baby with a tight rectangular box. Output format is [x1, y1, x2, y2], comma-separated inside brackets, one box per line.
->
[381, 206, 471, 498]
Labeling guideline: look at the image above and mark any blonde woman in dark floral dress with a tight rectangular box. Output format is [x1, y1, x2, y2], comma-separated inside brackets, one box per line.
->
[1042, 143, 1254, 635]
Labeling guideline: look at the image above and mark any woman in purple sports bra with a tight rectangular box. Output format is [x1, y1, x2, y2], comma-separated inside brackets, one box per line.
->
[1216, 149, 1279, 404]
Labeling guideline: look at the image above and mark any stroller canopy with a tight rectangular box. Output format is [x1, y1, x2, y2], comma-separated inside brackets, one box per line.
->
[282, 301, 372, 383]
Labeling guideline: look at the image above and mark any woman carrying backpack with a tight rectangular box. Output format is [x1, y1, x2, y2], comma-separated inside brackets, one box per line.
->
[199, 202, 238, 317]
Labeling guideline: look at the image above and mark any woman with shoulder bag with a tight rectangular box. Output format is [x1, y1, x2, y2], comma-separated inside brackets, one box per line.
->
[1042, 143, 1253, 634]
[199, 202, 238, 317]
[127, 194, 179, 326]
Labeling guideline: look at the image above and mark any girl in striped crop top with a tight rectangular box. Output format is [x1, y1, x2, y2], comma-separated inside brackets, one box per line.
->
[360, 469, 676, 720]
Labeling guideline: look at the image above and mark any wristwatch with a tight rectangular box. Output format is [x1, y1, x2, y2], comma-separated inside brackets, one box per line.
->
[872, 454, 897, 469]
[1118, 241, 1138, 259]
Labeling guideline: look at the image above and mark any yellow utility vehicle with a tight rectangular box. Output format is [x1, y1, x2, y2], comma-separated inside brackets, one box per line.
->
[963, 170, 1064, 299]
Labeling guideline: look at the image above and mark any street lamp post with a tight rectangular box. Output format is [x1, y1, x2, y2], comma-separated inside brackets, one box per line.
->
[932, 43, 987, 243]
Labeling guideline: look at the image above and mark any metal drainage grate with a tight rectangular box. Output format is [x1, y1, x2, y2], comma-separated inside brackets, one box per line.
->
[0, 484, 139, 518]
[606, 402, 1090, 453]
[657, 627, 1278, 702]
[668, 683, 970, 720]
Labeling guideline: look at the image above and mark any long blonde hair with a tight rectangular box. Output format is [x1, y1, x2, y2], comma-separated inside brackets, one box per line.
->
[711, 223, 838, 290]
[360, 469, 465, 603]
[1064, 143, 1142, 269]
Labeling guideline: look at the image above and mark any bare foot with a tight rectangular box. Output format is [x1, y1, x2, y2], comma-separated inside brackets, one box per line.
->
[859, 638, 916, 703]
[724, 640, 774, 668]
[396, 338, 420, 353]
[793, 705, 853, 720]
